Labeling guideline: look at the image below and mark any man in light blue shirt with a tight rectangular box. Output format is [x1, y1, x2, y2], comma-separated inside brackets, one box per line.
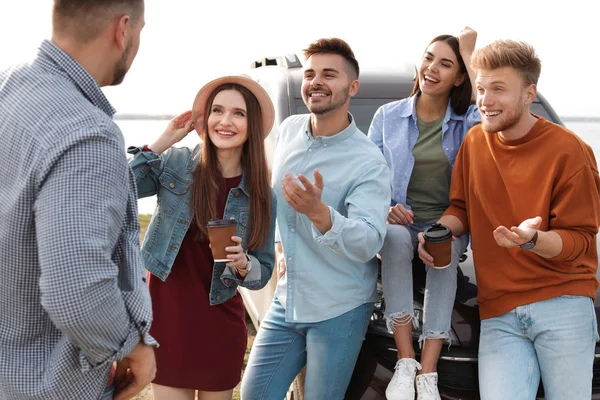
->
[241, 38, 391, 400]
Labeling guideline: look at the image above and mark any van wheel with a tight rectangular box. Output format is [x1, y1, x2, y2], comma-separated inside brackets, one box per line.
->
[286, 367, 306, 400]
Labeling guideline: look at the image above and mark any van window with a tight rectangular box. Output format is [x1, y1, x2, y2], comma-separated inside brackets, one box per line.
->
[294, 98, 399, 134]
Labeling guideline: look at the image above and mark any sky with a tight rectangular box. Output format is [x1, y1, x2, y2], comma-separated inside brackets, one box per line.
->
[0, 0, 597, 118]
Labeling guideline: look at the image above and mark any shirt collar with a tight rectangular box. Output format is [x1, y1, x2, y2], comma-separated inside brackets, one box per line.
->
[406, 94, 462, 124]
[39, 40, 116, 117]
[302, 113, 358, 145]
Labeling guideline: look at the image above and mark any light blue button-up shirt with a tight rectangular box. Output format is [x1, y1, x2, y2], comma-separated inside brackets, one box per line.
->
[368, 95, 480, 208]
[272, 114, 391, 323]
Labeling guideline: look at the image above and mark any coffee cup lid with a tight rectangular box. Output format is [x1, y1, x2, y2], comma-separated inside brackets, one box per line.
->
[207, 218, 237, 227]
[423, 223, 452, 242]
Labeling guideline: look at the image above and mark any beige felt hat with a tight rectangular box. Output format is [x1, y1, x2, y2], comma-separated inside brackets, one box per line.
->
[191, 75, 275, 138]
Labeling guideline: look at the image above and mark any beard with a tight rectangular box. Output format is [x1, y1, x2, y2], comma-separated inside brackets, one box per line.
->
[481, 98, 525, 134]
[305, 85, 350, 116]
[110, 43, 132, 86]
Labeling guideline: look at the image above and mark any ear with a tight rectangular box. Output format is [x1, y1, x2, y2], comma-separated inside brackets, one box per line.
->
[524, 83, 537, 105]
[454, 72, 466, 87]
[114, 15, 131, 51]
[349, 79, 360, 97]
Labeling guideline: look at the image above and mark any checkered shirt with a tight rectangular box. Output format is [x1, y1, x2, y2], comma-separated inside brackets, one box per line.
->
[0, 40, 156, 400]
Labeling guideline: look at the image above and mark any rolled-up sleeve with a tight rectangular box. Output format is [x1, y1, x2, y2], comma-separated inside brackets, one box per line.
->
[221, 192, 277, 290]
[35, 131, 153, 370]
[312, 162, 391, 263]
[127, 145, 165, 198]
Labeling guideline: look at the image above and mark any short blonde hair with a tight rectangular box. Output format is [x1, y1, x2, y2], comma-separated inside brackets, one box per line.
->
[471, 40, 541, 86]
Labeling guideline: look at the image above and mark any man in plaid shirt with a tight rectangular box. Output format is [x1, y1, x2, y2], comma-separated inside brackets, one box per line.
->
[0, 1, 156, 399]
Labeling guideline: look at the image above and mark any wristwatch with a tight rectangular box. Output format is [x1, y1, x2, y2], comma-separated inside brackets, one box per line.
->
[519, 231, 539, 250]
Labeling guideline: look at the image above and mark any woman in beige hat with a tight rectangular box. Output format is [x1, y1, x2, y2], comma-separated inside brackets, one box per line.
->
[128, 75, 277, 400]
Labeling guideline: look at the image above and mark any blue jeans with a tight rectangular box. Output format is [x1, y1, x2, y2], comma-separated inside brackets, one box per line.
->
[478, 295, 599, 400]
[240, 298, 374, 400]
[380, 221, 469, 343]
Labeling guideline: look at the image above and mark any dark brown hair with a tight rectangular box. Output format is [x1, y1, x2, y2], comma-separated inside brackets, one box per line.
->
[471, 39, 541, 86]
[192, 83, 271, 250]
[303, 38, 360, 79]
[52, 0, 144, 43]
[410, 35, 473, 115]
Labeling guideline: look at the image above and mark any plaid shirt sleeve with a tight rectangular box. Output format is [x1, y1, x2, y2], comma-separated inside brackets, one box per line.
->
[34, 128, 154, 369]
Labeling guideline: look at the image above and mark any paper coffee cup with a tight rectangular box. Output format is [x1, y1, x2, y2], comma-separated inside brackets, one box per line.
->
[423, 223, 453, 269]
[206, 219, 237, 262]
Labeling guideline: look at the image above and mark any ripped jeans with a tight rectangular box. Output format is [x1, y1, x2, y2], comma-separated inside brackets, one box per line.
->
[380, 221, 469, 344]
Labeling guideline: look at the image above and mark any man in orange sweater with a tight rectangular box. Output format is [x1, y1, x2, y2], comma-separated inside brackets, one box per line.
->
[418, 40, 600, 399]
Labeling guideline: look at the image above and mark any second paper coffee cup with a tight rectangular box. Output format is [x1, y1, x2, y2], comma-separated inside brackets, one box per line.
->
[423, 223, 453, 269]
[206, 219, 237, 262]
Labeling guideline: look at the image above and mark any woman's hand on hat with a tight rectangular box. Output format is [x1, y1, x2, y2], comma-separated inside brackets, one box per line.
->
[165, 110, 195, 142]
[150, 111, 194, 154]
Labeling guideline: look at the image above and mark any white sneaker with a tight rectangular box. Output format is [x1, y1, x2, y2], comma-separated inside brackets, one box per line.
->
[416, 373, 441, 400]
[385, 358, 422, 400]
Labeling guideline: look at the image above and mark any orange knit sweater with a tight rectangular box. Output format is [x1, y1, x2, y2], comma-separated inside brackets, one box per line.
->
[444, 116, 600, 319]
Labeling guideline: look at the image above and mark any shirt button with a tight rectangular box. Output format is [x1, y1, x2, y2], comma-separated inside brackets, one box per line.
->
[288, 257, 292, 262]
[169, 182, 175, 188]
[216, 296, 221, 301]
[142, 277, 147, 283]
[140, 321, 147, 328]
[290, 228, 295, 233]
[235, 191, 240, 198]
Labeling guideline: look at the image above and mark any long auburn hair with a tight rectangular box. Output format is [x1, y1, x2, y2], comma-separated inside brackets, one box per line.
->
[410, 35, 473, 116]
[192, 83, 271, 250]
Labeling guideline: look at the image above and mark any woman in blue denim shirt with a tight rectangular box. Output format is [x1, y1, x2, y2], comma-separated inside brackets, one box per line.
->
[128, 75, 276, 400]
[368, 28, 480, 400]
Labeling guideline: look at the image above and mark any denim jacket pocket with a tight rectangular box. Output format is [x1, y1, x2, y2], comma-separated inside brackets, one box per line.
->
[159, 172, 190, 195]
[236, 211, 250, 242]
[158, 172, 190, 216]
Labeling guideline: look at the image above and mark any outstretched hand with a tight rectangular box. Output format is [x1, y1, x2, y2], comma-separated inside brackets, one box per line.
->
[493, 216, 542, 248]
[282, 169, 325, 217]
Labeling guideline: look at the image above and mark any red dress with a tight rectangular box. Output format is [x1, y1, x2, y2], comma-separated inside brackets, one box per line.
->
[148, 175, 247, 390]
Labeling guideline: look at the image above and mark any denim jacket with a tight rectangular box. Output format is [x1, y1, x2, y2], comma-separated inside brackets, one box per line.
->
[127, 144, 276, 305]
[368, 96, 480, 207]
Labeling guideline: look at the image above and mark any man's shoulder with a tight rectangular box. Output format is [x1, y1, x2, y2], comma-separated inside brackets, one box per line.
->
[347, 128, 389, 165]
[538, 118, 597, 168]
[462, 123, 486, 144]
[280, 114, 310, 133]
[2, 64, 119, 146]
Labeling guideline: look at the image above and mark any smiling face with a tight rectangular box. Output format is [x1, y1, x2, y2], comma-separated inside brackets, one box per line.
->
[417, 40, 465, 98]
[206, 89, 248, 151]
[300, 53, 358, 116]
[476, 66, 536, 134]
